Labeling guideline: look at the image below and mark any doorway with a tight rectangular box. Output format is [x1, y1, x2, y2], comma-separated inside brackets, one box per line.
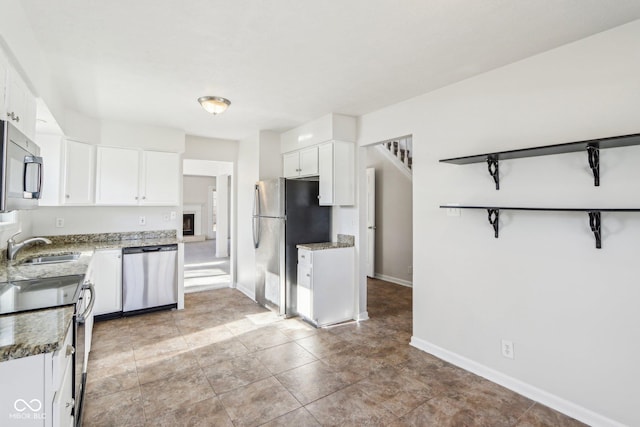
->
[182, 160, 233, 293]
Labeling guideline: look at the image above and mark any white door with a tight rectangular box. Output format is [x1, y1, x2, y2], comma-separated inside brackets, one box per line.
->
[366, 168, 375, 277]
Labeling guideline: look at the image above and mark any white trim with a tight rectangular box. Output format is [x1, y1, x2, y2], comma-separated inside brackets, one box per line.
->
[375, 144, 412, 181]
[357, 311, 369, 321]
[236, 283, 255, 301]
[410, 336, 625, 427]
[373, 273, 412, 288]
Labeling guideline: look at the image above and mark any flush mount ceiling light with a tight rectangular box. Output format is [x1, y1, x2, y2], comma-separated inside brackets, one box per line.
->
[198, 96, 231, 115]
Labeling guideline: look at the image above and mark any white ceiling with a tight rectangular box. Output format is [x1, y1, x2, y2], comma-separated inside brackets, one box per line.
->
[19, 1, 640, 141]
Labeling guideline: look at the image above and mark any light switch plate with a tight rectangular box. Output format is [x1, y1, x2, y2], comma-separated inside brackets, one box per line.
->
[55, 218, 64, 228]
[139, 216, 146, 225]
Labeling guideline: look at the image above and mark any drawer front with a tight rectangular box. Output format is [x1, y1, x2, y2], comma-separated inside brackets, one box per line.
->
[298, 249, 312, 267]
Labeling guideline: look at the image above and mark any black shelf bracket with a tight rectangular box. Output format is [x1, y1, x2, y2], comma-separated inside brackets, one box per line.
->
[588, 211, 602, 249]
[487, 157, 499, 190]
[487, 209, 500, 238]
[587, 145, 600, 187]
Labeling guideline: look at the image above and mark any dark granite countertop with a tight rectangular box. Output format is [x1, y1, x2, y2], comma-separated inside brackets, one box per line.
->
[0, 306, 75, 362]
[0, 230, 180, 362]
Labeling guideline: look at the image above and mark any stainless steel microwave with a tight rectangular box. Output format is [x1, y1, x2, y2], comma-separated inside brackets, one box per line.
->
[0, 120, 43, 212]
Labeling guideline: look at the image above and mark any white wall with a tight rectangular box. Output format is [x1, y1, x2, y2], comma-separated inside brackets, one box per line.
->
[32, 206, 179, 236]
[366, 146, 413, 285]
[235, 131, 281, 298]
[358, 20, 640, 426]
[184, 135, 238, 162]
[0, 211, 33, 250]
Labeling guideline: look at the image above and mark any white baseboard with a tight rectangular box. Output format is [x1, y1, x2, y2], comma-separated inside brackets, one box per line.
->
[373, 273, 412, 288]
[357, 311, 369, 321]
[410, 336, 624, 427]
[235, 283, 256, 301]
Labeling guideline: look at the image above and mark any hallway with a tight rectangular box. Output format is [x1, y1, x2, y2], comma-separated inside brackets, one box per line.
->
[183, 239, 231, 293]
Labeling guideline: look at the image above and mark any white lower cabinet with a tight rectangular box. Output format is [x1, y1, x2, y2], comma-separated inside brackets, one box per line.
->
[296, 246, 355, 327]
[0, 323, 74, 427]
[88, 249, 122, 316]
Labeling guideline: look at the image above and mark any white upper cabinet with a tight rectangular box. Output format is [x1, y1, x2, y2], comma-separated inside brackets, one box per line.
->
[140, 150, 179, 205]
[4, 66, 36, 140]
[318, 140, 354, 206]
[0, 51, 8, 122]
[283, 146, 318, 178]
[96, 146, 179, 206]
[96, 146, 140, 205]
[63, 140, 95, 205]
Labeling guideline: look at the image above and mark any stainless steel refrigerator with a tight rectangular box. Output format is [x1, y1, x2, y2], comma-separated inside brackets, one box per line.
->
[252, 178, 331, 316]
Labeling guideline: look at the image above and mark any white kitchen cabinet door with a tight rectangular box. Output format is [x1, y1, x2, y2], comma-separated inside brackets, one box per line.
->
[38, 135, 63, 206]
[95, 146, 140, 205]
[282, 151, 300, 178]
[317, 143, 333, 204]
[63, 140, 95, 205]
[140, 151, 179, 205]
[283, 147, 319, 179]
[0, 50, 7, 119]
[4, 68, 37, 140]
[318, 141, 354, 206]
[90, 249, 122, 316]
[298, 146, 318, 177]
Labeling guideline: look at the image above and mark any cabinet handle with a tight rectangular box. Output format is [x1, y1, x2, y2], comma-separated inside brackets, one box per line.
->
[66, 345, 75, 357]
[135, 196, 139, 200]
[306, 273, 310, 277]
[66, 399, 75, 409]
[301, 255, 305, 258]
[66, 194, 70, 198]
[6, 112, 19, 122]
[142, 196, 146, 200]
[317, 195, 321, 199]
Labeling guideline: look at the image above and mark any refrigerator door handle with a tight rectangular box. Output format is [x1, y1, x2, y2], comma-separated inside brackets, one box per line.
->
[253, 185, 261, 248]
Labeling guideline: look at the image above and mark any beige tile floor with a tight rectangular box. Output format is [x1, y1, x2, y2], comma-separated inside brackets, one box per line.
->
[83, 278, 586, 426]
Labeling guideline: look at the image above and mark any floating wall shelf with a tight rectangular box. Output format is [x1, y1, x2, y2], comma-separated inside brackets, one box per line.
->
[440, 205, 640, 249]
[439, 133, 640, 190]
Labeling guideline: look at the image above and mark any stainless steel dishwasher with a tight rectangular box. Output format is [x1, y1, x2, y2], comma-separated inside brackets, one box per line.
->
[122, 244, 178, 314]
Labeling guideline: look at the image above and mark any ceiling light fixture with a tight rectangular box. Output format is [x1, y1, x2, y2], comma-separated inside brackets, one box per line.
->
[198, 96, 231, 115]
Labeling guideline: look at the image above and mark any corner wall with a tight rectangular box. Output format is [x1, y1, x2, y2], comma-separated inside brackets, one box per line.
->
[358, 20, 640, 426]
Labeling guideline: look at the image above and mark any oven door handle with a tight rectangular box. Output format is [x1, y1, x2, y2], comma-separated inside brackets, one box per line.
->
[77, 282, 95, 323]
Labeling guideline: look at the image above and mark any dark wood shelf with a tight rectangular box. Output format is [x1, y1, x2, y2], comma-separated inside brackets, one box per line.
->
[439, 132, 640, 189]
[440, 205, 640, 249]
[439, 206, 640, 212]
[439, 133, 640, 165]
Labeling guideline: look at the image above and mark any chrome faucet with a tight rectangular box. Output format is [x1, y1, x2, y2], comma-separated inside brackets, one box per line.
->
[7, 232, 52, 261]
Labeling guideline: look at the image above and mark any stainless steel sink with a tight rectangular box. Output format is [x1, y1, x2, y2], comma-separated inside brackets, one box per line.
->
[19, 253, 81, 265]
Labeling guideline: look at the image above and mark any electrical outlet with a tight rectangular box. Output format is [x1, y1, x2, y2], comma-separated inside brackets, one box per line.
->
[501, 339, 514, 359]
[162, 213, 170, 221]
[170, 211, 176, 220]
[139, 216, 146, 226]
[55, 218, 64, 228]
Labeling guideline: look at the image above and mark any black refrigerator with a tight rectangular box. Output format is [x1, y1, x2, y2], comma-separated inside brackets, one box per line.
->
[252, 178, 331, 316]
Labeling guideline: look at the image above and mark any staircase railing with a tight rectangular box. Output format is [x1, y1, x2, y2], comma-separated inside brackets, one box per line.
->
[376, 135, 413, 180]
